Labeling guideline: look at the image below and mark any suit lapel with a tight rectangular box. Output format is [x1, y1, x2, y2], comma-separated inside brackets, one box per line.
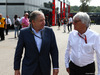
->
[29, 27, 39, 53]
[40, 28, 45, 53]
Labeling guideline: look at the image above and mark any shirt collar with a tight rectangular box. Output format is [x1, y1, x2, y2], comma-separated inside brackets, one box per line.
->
[77, 28, 89, 36]
[31, 27, 44, 34]
[84, 28, 90, 36]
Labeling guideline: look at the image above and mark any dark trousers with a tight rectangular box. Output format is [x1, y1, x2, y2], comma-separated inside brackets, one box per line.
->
[5, 24, 10, 35]
[33, 63, 43, 75]
[0, 28, 5, 40]
[69, 61, 95, 75]
[68, 23, 72, 32]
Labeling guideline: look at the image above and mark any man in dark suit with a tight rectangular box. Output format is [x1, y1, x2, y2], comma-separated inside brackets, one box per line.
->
[14, 10, 59, 75]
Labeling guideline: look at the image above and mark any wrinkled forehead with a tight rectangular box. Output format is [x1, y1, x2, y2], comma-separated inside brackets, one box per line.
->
[36, 14, 45, 18]
[73, 17, 80, 21]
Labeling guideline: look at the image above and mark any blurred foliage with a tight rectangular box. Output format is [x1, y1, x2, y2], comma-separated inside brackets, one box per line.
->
[70, 6, 100, 13]
[79, 0, 91, 12]
[70, 6, 80, 13]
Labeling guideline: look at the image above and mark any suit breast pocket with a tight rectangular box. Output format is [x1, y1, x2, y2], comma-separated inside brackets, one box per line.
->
[24, 39, 36, 47]
[83, 44, 94, 54]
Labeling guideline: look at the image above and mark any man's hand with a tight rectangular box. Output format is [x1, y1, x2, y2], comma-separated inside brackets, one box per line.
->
[66, 68, 70, 74]
[15, 70, 20, 75]
[53, 69, 59, 75]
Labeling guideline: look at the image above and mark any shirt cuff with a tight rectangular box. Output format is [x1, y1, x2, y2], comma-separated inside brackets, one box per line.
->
[65, 63, 69, 68]
[97, 73, 100, 75]
[53, 68, 59, 69]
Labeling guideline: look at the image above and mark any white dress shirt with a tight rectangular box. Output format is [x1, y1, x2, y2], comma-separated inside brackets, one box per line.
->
[68, 17, 73, 24]
[32, 28, 42, 52]
[6, 18, 12, 25]
[65, 28, 100, 75]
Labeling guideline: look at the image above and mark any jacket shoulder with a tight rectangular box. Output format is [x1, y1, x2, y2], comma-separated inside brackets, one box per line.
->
[44, 26, 53, 31]
[20, 27, 30, 33]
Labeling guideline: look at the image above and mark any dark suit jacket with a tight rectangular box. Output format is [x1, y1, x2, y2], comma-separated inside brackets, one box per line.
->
[14, 26, 59, 75]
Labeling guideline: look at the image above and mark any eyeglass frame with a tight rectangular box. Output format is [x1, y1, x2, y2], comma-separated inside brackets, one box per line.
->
[73, 20, 81, 23]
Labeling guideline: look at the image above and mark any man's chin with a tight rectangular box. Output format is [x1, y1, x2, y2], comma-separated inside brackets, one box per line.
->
[41, 26, 44, 29]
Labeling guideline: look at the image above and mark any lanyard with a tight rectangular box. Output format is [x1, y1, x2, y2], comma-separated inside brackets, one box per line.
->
[30, 30, 42, 39]
[78, 33, 87, 44]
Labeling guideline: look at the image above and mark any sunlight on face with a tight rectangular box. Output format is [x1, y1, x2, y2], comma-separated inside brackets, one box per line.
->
[73, 18, 82, 30]
[34, 14, 45, 30]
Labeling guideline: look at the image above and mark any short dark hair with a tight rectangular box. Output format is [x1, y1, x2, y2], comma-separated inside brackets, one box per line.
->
[14, 15, 18, 20]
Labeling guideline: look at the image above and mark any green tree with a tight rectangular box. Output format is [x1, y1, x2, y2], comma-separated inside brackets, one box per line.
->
[95, 6, 100, 12]
[70, 6, 100, 13]
[79, 0, 91, 12]
[89, 6, 96, 12]
[70, 6, 79, 13]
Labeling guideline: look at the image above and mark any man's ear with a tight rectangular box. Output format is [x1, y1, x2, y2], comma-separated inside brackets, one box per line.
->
[32, 20, 35, 25]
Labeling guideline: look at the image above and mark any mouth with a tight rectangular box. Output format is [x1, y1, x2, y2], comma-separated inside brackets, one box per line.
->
[41, 25, 44, 28]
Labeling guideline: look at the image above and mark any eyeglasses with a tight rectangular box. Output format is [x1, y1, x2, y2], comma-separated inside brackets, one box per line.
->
[73, 20, 81, 23]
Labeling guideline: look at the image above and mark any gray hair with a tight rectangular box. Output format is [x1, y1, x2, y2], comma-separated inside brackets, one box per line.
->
[73, 12, 91, 28]
[30, 10, 44, 22]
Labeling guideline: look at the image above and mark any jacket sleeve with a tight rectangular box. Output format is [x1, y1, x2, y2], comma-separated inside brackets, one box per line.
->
[50, 29, 59, 68]
[14, 30, 24, 70]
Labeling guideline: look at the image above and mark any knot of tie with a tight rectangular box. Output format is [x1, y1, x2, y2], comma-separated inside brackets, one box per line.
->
[78, 33, 87, 44]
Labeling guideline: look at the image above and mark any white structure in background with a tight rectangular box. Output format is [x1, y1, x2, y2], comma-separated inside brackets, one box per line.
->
[0, 0, 52, 23]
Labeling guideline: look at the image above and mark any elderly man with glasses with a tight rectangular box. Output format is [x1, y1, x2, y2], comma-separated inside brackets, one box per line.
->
[65, 12, 100, 75]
